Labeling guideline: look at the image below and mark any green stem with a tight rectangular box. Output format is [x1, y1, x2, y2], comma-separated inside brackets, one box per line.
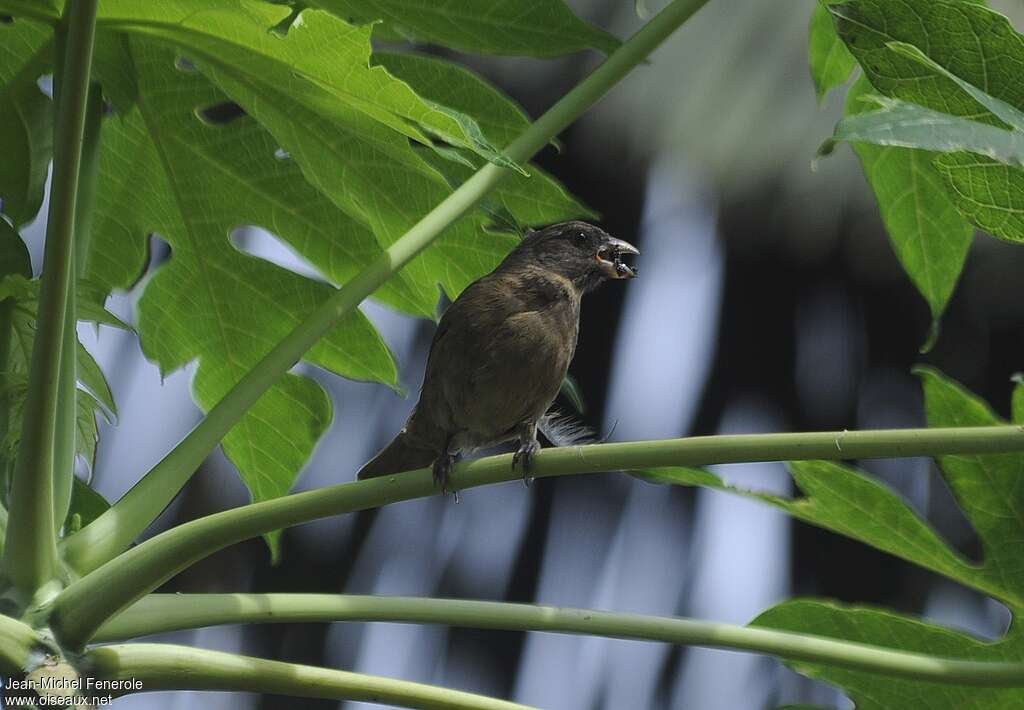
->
[53, 83, 103, 532]
[50, 425, 1024, 649]
[0, 292, 14, 553]
[0, 613, 39, 676]
[93, 593, 1024, 687]
[57, 0, 715, 578]
[0, 505, 7, 559]
[82, 643, 536, 710]
[0, 0, 99, 604]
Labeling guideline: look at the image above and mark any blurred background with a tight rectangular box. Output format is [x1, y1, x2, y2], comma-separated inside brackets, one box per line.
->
[18, 0, 1024, 707]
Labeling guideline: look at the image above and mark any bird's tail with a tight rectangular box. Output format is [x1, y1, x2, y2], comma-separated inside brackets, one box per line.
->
[538, 410, 597, 447]
[357, 431, 437, 480]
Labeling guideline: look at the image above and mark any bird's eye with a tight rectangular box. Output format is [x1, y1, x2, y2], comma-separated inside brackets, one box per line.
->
[576, 231, 587, 241]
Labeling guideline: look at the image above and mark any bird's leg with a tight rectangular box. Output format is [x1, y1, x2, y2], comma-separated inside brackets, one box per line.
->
[433, 438, 461, 501]
[512, 421, 541, 486]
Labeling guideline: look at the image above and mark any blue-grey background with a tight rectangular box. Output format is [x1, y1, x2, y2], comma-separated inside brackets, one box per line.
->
[16, 0, 1024, 707]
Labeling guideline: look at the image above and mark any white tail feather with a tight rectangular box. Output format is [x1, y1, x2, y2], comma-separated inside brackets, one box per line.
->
[538, 410, 596, 448]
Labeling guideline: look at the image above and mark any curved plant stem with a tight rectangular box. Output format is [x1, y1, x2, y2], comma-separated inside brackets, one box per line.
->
[58, 0, 715, 578]
[93, 593, 1024, 686]
[0, 613, 39, 675]
[1, 0, 99, 604]
[51, 425, 1024, 649]
[82, 643, 537, 710]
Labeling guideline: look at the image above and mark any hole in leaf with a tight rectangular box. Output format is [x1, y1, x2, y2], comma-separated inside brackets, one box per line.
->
[230, 226, 325, 282]
[274, 148, 290, 161]
[148, 234, 171, 272]
[925, 581, 1011, 642]
[270, 7, 303, 36]
[36, 75, 52, 99]
[925, 460, 984, 565]
[195, 102, 246, 126]
[174, 56, 197, 73]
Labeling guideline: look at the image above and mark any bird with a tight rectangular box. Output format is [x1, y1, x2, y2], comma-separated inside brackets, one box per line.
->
[357, 220, 638, 491]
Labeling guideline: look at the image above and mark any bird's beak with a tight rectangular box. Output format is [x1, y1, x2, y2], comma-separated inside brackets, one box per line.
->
[596, 237, 639, 279]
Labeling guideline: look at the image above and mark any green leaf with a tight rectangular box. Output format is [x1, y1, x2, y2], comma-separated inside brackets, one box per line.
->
[808, 0, 855, 102]
[0, 1, 60, 21]
[0, 217, 31, 279]
[306, 0, 621, 57]
[832, 95, 1024, 167]
[635, 458, 978, 591]
[635, 368, 1024, 606]
[97, 2, 519, 172]
[63, 476, 111, 534]
[631, 466, 724, 488]
[886, 41, 1024, 133]
[94, 0, 522, 305]
[830, 0, 1014, 128]
[0, 274, 128, 331]
[373, 51, 544, 148]
[76, 342, 115, 419]
[932, 153, 1024, 245]
[753, 600, 1024, 710]
[92, 31, 138, 115]
[831, 0, 1024, 243]
[90, 42, 401, 558]
[419, 147, 596, 229]
[840, 76, 973, 333]
[0, 220, 29, 497]
[914, 366, 1024, 598]
[375, 52, 596, 226]
[201, 65, 517, 306]
[73, 389, 103, 471]
[0, 273, 119, 480]
[828, 39, 1024, 166]
[0, 269, 121, 453]
[735, 369, 1024, 706]
[0, 17, 52, 225]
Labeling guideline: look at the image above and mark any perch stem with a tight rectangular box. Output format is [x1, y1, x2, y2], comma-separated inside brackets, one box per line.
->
[94, 593, 1024, 687]
[51, 425, 1024, 649]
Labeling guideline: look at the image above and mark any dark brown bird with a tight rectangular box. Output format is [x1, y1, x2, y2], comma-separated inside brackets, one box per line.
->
[357, 221, 638, 489]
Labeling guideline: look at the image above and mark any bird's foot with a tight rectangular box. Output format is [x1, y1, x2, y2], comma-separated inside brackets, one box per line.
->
[433, 452, 460, 502]
[512, 437, 541, 486]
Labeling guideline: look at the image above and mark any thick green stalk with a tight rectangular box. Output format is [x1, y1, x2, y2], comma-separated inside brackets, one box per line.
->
[50, 425, 1024, 649]
[59, 0, 714, 578]
[52, 83, 103, 532]
[0, 0, 99, 603]
[0, 613, 39, 675]
[94, 593, 1024, 686]
[83, 643, 536, 710]
[0, 290, 13, 559]
[51, 0, 73, 538]
[0, 505, 7, 558]
[54, 258, 77, 533]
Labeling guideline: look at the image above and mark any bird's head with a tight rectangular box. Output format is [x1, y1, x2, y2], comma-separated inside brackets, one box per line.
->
[510, 221, 639, 292]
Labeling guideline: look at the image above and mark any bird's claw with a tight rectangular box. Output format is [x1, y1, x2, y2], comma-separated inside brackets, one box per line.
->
[513, 438, 541, 486]
[433, 453, 459, 502]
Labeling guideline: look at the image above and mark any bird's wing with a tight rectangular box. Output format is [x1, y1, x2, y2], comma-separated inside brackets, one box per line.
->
[418, 273, 578, 443]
